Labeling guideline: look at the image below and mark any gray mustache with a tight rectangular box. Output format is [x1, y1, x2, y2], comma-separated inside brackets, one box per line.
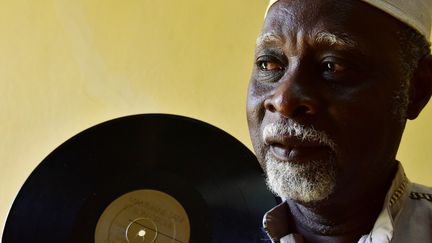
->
[262, 121, 336, 150]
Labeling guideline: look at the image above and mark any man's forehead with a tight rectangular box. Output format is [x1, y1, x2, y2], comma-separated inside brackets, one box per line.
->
[265, 0, 432, 41]
[257, 0, 402, 54]
[259, 0, 360, 43]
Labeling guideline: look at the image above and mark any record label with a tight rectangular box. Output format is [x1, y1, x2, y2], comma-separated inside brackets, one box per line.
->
[95, 189, 190, 243]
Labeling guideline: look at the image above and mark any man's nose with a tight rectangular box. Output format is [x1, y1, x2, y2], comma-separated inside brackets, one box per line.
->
[263, 75, 320, 118]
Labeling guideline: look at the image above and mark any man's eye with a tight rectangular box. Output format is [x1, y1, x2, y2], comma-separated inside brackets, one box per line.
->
[323, 61, 345, 73]
[258, 61, 283, 71]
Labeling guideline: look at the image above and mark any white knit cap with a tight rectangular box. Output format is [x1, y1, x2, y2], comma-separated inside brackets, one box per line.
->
[265, 0, 432, 40]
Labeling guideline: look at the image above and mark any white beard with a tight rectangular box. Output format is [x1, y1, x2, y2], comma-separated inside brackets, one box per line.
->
[264, 152, 337, 203]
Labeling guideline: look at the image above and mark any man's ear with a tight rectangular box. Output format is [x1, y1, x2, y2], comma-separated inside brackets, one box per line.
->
[406, 54, 432, 120]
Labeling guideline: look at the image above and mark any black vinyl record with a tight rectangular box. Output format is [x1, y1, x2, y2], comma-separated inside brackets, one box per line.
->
[2, 114, 278, 243]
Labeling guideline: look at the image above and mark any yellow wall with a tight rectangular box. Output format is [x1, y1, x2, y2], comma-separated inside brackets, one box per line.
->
[0, 0, 431, 237]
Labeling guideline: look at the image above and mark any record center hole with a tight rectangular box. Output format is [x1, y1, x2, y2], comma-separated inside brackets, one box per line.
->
[138, 229, 146, 237]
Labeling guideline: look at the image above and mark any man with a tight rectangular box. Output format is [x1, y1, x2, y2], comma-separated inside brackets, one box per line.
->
[246, 0, 432, 242]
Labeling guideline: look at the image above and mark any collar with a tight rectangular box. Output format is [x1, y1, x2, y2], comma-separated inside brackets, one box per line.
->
[262, 163, 410, 243]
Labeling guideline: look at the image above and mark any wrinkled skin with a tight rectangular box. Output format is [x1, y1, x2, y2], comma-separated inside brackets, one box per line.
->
[247, 0, 432, 241]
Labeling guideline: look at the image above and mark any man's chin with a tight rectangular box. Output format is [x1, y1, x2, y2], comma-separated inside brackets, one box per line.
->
[264, 153, 337, 204]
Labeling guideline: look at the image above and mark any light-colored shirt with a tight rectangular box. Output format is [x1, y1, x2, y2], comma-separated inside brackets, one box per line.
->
[263, 164, 432, 243]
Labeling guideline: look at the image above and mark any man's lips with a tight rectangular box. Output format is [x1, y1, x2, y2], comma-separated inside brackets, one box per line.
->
[265, 137, 333, 162]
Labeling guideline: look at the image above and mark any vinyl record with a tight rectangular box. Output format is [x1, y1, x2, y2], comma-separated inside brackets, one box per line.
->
[2, 114, 278, 243]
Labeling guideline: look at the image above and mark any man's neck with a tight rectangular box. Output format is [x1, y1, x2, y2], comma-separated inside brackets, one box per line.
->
[287, 198, 383, 242]
[285, 162, 398, 242]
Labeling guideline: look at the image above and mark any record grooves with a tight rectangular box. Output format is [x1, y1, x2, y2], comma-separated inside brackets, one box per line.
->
[2, 114, 277, 243]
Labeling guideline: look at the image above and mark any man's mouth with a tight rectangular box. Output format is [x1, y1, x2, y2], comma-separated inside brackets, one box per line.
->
[269, 143, 332, 162]
[262, 121, 337, 163]
[265, 137, 334, 163]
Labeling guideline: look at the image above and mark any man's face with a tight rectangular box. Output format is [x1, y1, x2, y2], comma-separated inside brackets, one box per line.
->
[247, 0, 409, 203]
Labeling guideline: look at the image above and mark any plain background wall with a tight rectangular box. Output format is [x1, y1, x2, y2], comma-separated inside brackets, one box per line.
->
[0, 0, 431, 237]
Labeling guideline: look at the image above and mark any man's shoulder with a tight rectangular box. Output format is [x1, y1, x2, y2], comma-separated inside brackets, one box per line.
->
[404, 182, 432, 214]
[391, 182, 432, 242]
[410, 182, 432, 193]
[408, 182, 432, 206]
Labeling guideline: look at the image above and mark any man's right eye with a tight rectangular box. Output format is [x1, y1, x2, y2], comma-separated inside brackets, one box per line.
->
[257, 60, 284, 72]
[254, 55, 286, 82]
[256, 54, 285, 72]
